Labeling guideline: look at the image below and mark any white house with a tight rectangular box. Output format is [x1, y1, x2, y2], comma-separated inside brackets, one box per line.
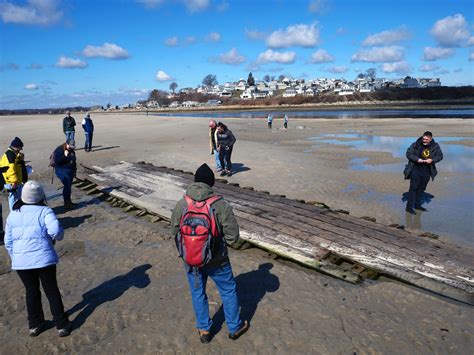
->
[240, 90, 253, 99]
[253, 91, 267, 99]
[283, 88, 297, 97]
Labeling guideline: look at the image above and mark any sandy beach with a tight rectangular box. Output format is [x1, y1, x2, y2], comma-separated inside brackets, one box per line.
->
[1, 112, 473, 353]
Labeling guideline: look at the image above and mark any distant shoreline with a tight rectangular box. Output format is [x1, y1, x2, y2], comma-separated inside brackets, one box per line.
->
[2, 98, 473, 116]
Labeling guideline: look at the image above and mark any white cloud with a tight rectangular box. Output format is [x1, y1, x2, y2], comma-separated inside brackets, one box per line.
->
[136, 0, 164, 8]
[470, 52, 474, 61]
[182, 0, 210, 13]
[309, 49, 334, 63]
[468, 37, 474, 46]
[257, 49, 296, 64]
[326, 65, 347, 73]
[381, 61, 411, 74]
[217, 48, 246, 65]
[165, 36, 179, 46]
[362, 26, 411, 46]
[423, 47, 455, 61]
[156, 70, 173, 81]
[308, 0, 329, 14]
[0, 0, 63, 26]
[28, 63, 43, 69]
[245, 29, 266, 40]
[419, 64, 440, 72]
[24, 83, 38, 90]
[82, 43, 129, 59]
[351, 46, 405, 63]
[206, 32, 221, 42]
[216, 1, 229, 12]
[266, 23, 320, 48]
[336, 27, 345, 35]
[430, 14, 470, 47]
[56, 56, 87, 69]
[185, 36, 197, 44]
[0, 62, 19, 71]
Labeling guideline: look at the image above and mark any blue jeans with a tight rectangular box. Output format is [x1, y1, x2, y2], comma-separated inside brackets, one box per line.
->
[186, 262, 243, 333]
[407, 170, 430, 209]
[218, 146, 233, 172]
[213, 149, 222, 170]
[84, 132, 93, 151]
[65, 131, 75, 141]
[4, 183, 23, 210]
[55, 168, 74, 203]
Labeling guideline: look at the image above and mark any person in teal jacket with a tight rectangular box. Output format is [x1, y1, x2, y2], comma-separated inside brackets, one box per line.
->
[4, 180, 71, 337]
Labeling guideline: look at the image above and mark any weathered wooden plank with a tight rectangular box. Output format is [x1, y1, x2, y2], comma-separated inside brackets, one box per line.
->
[82, 162, 474, 304]
[221, 190, 472, 278]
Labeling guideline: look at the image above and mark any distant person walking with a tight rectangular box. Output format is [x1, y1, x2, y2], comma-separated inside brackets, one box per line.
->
[283, 114, 288, 129]
[63, 111, 76, 141]
[1, 137, 28, 210]
[208, 119, 222, 172]
[4, 180, 71, 337]
[171, 163, 249, 344]
[216, 122, 236, 177]
[52, 139, 77, 209]
[82, 112, 94, 152]
[267, 114, 273, 129]
[404, 131, 443, 214]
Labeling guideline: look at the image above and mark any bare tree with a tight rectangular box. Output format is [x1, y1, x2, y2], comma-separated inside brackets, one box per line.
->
[247, 72, 255, 86]
[169, 82, 178, 93]
[263, 75, 270, 82]
[278, 74, 285, 82]
[202, 74, 218, 87]
[366, 68, 376, 81]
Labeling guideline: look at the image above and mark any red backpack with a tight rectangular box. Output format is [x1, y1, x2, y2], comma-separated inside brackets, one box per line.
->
[176, 194, 222, 267]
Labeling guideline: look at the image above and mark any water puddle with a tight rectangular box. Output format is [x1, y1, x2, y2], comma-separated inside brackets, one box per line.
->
[318, 133, 474, 244]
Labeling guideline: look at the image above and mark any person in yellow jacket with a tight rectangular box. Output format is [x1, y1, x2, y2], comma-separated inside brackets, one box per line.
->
[1, 137, 28, 210]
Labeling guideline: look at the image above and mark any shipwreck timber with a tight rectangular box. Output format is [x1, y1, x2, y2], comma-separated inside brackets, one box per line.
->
[77, 161, 474, 305]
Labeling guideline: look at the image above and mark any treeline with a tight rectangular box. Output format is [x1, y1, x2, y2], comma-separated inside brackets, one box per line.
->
[0, 106, 90, 115]
[225, 86, 474, 107]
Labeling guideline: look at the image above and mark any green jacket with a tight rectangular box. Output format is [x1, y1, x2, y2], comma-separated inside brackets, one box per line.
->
[171, 182, 242, 268]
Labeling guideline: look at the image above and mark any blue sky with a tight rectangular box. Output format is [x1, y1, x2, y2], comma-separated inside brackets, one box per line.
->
[1, 0, 473, 109]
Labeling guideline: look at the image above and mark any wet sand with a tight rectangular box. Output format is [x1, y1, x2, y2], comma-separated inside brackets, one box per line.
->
[1, 113, 473, 353]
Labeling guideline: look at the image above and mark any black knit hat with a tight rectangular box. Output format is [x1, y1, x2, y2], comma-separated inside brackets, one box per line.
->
[194, 163, 215, 187]
[10, 137, 23, 149]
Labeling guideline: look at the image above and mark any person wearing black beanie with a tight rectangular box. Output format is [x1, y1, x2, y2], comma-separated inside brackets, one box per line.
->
[194, 163, 215, 187]
[1, 137, 28, 210]
[170, 163, 249, 343]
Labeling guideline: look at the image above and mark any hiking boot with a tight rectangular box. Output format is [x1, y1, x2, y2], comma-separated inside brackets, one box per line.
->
[220, 171, 227, 177]
[64, 201, 76, 210]
[198, 329, 211, 344]
[228, 320, 249, 340]
[405, 207, 415, 214]
[57, 324, 71, 337]
[29, 323, 45, 337]
[414, 205, 427, 211]
[226, 171, 232, 177]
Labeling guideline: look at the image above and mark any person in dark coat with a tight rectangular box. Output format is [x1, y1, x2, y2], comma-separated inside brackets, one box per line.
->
[63, 111, 76, 142]
[53, 139, 77, 209]
[216, 122, 236, 177]
[81, 113, 94, 152]
[404, 131, 443, 214]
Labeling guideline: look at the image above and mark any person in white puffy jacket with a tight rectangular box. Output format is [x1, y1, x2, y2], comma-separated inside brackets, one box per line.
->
[4, 180, 71, 337]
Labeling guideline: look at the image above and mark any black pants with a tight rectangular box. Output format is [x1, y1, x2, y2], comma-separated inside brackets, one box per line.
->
[16, 265, 69, 329]
[407, 170, 430, 209]
[219, 146, 233, 172]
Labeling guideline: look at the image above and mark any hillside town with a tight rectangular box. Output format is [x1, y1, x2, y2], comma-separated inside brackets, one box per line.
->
[133, 73, 442, 110]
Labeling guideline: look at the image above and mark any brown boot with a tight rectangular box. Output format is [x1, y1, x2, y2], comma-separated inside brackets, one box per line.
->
[228, 320, 249, 340]
[198, 329, 211, 344]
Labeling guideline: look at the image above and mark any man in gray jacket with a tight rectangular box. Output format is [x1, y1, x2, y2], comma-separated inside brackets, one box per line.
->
[171, 163, 249, 343]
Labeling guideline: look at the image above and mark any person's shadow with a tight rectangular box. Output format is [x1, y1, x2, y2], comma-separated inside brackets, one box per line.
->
[67, 264, 152, 330]
[211, 263, 279, 335]
[232, 163, 251, 175]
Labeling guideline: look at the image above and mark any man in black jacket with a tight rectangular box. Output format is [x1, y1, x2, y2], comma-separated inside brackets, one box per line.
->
[404, 131, 443, 214]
